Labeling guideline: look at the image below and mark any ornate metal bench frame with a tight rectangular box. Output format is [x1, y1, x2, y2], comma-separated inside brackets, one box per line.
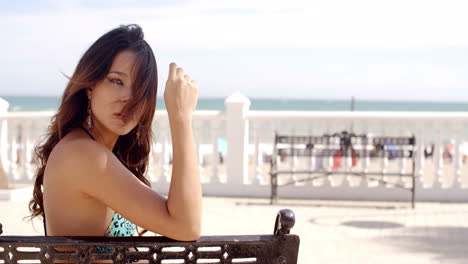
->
[0, 209, 299, 264]
[270, 131, 417, 208]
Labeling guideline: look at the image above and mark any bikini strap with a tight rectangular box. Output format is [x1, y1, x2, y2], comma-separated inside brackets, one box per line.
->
[43, 213, 47, 236]
[79, 126, 95, 140]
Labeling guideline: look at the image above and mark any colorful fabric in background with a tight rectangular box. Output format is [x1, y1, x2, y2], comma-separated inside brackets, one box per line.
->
[332, 149, 358, 170]
[385, 139, 398, 159]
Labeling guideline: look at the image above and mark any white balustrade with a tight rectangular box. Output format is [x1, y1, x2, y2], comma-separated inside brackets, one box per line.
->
[2, 95, 468, 202]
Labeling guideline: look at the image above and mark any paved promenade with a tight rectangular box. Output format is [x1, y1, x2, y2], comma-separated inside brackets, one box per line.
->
[1, 196, 468, 264]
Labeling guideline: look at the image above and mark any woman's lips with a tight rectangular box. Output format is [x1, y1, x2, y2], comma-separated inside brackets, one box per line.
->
[113, 113, 123, 120]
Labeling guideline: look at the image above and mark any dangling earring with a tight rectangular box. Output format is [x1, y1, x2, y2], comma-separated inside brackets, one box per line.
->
[87, 100, 92, 129]
[136, 129, 140, 138]
[136, 128, 141, 146]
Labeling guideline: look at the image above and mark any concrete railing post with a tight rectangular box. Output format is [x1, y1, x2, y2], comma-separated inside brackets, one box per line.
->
[225, 92, 251, 186]
[0, 98, 9, 189]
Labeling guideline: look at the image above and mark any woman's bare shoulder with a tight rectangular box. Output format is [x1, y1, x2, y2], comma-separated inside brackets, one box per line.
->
[47, 129, 109, 174]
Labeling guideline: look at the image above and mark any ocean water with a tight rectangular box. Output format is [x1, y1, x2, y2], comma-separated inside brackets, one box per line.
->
[1, 95, 468, 112]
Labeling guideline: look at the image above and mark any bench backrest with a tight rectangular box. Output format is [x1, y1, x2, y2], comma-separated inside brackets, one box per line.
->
[273, 131, 416, 159]
[0, 210, 300, 264]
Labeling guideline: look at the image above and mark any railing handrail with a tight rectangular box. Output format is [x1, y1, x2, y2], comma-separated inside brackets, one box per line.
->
[247, 110, 468, 120]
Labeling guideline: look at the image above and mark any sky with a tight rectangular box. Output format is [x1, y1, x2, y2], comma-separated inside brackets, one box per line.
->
[0, 0, 467, 101]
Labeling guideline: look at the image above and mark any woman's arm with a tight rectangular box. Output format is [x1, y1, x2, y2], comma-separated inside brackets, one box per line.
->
[164, 62, 202, 239]
[53, 137, 199, 241]
[166, 117, 201, 239]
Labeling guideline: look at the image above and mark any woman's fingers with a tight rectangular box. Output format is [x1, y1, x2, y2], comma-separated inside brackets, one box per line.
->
[176, 67, 184, 79]
[164, 62, 198, 120]
[169, 62, 193, 85]
[168, 62, 177, 80]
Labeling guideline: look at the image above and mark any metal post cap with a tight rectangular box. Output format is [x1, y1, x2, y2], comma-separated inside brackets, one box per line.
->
[274, 209, 295, 235]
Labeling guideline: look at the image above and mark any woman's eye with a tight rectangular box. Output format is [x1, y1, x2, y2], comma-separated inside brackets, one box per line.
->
[109, 78, 124, 86]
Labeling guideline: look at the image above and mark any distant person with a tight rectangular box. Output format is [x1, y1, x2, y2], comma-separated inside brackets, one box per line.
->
[27, 24, 202, 245]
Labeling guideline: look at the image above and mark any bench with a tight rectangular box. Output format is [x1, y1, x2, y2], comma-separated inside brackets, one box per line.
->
[0, 209, 299, 264]
[270, 131, 417, 208]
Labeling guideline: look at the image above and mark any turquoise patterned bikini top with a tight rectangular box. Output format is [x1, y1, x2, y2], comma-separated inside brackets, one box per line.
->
[105, 212, 137, 237]
[94, 212, 137, 253]
[42, 211, 136, 238]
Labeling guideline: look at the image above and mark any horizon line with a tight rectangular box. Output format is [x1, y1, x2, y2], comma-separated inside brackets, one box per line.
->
[1, 94, 468, 104]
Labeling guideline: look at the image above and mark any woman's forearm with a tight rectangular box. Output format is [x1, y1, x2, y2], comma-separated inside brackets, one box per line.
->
[166, 116, 202, 239]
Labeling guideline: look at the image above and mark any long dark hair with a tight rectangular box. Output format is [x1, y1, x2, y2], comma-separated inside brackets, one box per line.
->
[28, 24, 158, 236]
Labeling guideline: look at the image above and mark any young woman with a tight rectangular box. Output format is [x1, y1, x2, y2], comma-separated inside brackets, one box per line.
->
[28, 24, 202, 241]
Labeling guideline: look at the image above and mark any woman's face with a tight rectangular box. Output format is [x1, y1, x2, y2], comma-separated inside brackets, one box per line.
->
[87, 50, 140, 136]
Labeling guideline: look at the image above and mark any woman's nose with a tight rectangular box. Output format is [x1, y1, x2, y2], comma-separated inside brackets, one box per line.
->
[120, 87, 132, 102]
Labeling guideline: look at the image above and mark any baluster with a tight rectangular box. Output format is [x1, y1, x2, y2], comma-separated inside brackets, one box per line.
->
[149, 121, 161, 183]
[211, 119, 221, 184]
[154, 119, 166, 182]
[344, 119, 353, 187]
[311, 120, 323, 187]
[271, 119, 280, 185]
[9, 122, 20, 181]
[344, 146, 352, 186]
[146, 122, 155, 181]
[27, 119, 42, 181]
[306, 124, 316, 187]
[160, 119, 171, 183]
[416, 122, 428, 187]
[459, 122, 468, 188]
[353, 119, 367, 187]
[252, 121, 265, 185]
[324, 121, 334, 186]
[453, 122, 463, 187]
[250, 121, 258, 184]
[426, 121, 438, 188]
[345, 129, 354, 187]
[440, 122, 454, 188]
[0, 113, 8, 189]
[217, 118, 228, 182]
[17, 122, 25, 181]
[364, 119, 378, 187]
[22, 121, 34, 182]
[288, 127, 296, 186]
[451, 122, 462, 188]
[395, 120, 406, 187]
[382, 120, 392, 186]
[329, 130, 344, 187]
[399, 148, 408, 187]
[147, 140, 158, 183]
[364, 130, 373, 187]
[377, 120, 389, 187]
[434, 122, 444, 187]
[380, 147, 389, 185]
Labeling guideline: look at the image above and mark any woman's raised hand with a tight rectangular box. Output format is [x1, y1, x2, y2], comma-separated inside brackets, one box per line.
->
[164, 63, 199, 122]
